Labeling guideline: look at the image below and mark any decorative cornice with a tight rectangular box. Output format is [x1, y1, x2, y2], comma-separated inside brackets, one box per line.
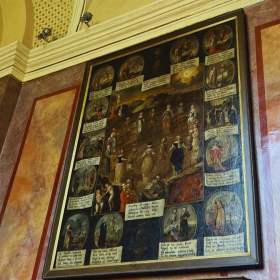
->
[0, 0, 263, 82]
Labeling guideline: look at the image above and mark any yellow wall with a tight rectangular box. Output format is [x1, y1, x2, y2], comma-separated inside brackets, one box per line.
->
[22, 0, 34, 48]
[0, 0, 27, 46]
[0, 0, 156, 47]
[86, 0, 156, 24]
[0, 6, 3, 45]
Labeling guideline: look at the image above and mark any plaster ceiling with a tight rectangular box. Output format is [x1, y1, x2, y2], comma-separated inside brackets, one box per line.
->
[0, 0, 156, 49]
[85, 0, 157, 25]
[0, 0, 74, 48]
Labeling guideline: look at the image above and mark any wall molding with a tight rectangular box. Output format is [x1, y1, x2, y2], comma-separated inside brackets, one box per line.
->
[0, 0, 263, 82]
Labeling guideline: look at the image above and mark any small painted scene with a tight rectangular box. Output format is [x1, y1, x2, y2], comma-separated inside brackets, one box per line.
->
[93, 213, 123, 248]
[60, 213, 90, 250]
[205, 191, 243, 236]
[163, 204, 197, 242]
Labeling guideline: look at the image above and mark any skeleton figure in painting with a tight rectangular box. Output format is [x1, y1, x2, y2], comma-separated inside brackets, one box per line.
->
[141, 144, 156, 184]
[162, 104, 174, 135]
[170, 136, 186, 176]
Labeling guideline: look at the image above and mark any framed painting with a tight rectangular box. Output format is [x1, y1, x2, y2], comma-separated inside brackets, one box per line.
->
[43, 10, 261, 279]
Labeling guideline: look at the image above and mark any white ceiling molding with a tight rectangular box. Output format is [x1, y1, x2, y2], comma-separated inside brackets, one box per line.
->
[0, 0, 263, 82]
[0, 41, 28, 81]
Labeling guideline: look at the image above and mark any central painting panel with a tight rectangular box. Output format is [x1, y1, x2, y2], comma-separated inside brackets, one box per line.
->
[44, 11, 260, 279]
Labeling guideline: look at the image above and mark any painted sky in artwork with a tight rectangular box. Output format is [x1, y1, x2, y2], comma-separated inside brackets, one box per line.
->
[0, 89, 76, 280]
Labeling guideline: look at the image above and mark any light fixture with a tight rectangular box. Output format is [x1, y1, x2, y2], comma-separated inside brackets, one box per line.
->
[80, 11, 93, 27]
[37, 27, 52, 42]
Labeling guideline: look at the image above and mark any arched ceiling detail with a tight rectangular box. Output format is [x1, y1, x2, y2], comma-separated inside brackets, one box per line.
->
[0, 0, 263, 82]
[84, 0, 156, 26]
[0, 0, 158, 48]
[0, 0, 75, 48]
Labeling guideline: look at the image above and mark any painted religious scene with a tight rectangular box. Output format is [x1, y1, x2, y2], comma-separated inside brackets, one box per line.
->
[51, 15, 251, 272]
[101, 88, 204, 206]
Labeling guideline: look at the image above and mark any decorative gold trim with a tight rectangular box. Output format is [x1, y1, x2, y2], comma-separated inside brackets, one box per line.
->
[235, 16, 251, 256]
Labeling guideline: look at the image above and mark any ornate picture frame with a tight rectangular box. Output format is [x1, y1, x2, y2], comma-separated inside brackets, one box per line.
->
[43, 10, 261, 279]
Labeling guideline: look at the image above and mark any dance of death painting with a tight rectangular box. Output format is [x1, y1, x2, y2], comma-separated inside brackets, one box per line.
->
[43, 11, 261, 279]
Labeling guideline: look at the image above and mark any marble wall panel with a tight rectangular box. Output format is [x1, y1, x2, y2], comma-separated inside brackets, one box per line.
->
[0, 75, 21, 150]
[0, 64, 85, 211]
[0, 63, 86, 280]
[0, 75, 9, 104]
[0, 88, 77, 280]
